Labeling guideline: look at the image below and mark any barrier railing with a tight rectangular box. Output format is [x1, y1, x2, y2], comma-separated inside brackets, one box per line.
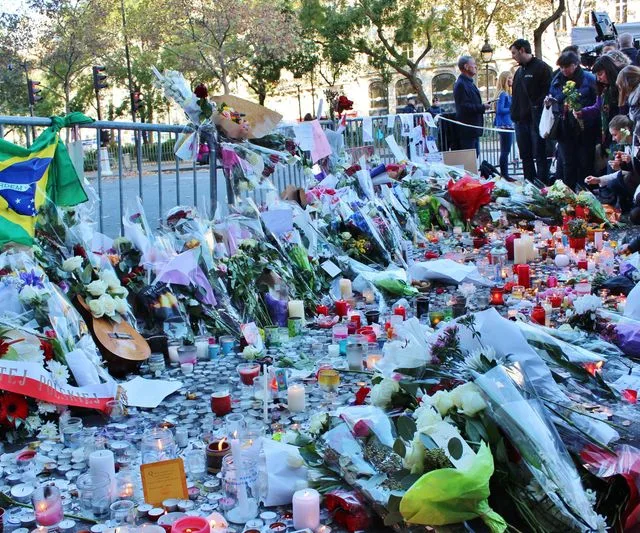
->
[0, 112, 526, 237]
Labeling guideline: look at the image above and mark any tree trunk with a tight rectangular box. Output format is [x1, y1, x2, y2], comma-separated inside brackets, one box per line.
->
[408, 72, 430, 109]
[534, 0, 566, 58]
[258, 90, 266, 106]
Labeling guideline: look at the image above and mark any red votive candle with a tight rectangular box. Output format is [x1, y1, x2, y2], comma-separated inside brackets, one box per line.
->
[335, 300, 349, 318]
[577, 259, 588, 270]
[531, 304, 546, 325]
[490, 286, 505, 305]
[393, 305, 406, 320]
[316, 305, 329, 316]
[517, 264, 530, 288]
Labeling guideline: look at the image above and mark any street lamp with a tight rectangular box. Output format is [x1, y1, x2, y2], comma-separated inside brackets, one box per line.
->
[480, 38, 494, 101]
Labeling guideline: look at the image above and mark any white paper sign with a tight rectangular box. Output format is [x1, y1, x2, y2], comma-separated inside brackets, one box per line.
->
[120, 376, 183, 409]
[321, 260, 342, 278]
[385, 135, 407, 162]
[387, 114, 397, 129]
[425, 138, 439, 153]
[399, 114, 413, 136]
[362, 117, 374, 143]
[261, 208, 294, 235]
[423, 112, 437, 128]
[294, 122, 314, 151]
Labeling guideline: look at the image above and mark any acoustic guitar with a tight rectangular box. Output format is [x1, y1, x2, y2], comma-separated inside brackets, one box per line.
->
[76, 295, 150, 377]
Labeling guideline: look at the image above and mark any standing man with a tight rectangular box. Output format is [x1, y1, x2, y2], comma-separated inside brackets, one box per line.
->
[453, 55, 489, 156]
[510, 39, 552, 184]
[618, 33, 639, 65]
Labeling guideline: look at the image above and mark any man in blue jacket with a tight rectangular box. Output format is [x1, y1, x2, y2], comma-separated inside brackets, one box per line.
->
[453, 56, 490, 156]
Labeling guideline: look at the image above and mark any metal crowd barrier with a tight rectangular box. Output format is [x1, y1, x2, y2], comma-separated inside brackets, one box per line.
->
[0, 112, 526, 237]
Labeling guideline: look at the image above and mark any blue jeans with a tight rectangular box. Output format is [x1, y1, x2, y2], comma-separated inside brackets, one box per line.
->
[499, 131, 514, 178]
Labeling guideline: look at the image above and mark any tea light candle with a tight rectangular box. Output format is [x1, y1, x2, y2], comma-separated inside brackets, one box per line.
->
[287, 384, 306, 412]
[288, 300, 305, 321]
[170, 515, 211, 533]
[33, 486, 64, 527]
[339, 278, 352, 299]
[292, 488, 320, 530]
[362, 289, 375, 304]
[366, 353, 382, 370]
[181, 363, 194, 374]
[206, 512, 228, 533]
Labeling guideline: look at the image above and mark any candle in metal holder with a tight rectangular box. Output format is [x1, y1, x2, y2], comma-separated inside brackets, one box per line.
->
[206, 439, 231, 474]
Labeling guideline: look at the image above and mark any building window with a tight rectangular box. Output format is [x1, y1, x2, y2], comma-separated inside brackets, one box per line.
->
[368, 80, 389, 115]
[477, 68, 497, 100]
[431, 73, 456, 108]
[616, 0, 628, 23]
[401, 43, 414, 61]
[395, 78, 420, 111]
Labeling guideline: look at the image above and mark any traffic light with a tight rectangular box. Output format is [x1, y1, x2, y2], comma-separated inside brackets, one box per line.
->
[133, 91, 144, 112]
[92, 66, 108, 91]
[28, 80, 42, 105]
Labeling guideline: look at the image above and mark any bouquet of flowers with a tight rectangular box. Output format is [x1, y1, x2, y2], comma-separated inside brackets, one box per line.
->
[447, 176, 494, 225]
[562, 80, 583, 129]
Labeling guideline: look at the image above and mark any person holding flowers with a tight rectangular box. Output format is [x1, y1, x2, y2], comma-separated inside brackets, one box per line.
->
[547, 51, 597, 190]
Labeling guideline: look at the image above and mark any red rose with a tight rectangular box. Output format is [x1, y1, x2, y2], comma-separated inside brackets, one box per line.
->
[73, 244, 87, 259]
[354, 386, 370, 405]
[194, 83, 208, 98]
[41, 340, 55, 361]
[351, 419, 370, 438]
[336, 95, 353, 114]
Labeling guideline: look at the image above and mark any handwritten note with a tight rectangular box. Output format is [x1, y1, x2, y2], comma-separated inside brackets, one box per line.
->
[362, 117, 374, 143]
[310, 120, 332, 162]
[140, 459, 188, 506]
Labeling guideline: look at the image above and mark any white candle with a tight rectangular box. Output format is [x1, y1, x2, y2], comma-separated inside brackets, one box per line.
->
[366, 353, 382, 370]
[168, 343, 180, 364]
[339, 278, 352, 299]
[513, 239, 527, 265]
[362, 289, 375, 304]
[288, 300, 305, 321]
[89, 449, 116, 499]
[292, 488, 320, 530]
[594, 231, 603, 251]
[206, 512, 228, 533]
[287, 384, 306, 412]
[195, 338, 209, 360]
[263, 366, 269, 423]
[542, 302, 552, 327]
[229, 439, 249, 514]
[180, 362, 194, 374]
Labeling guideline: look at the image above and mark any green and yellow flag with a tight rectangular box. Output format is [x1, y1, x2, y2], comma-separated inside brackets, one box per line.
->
[0, 113, 92, 247]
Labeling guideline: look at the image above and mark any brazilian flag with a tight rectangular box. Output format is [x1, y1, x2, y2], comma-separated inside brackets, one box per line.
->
[0, 112, 92, 247]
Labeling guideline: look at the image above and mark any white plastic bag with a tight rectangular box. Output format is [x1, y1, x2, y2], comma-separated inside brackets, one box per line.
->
[539, 105, 554, 138]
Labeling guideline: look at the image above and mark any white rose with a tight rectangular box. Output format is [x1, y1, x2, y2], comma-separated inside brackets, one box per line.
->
[98, 294, 117, 317]
[414, 405, 442, 431]
[450, 382, 487, 417]
[62, 256, 84, 272]
[19, 285, 40, 304]
[110, 284, 128, 297]
[86, 280, 107, 297]
[286, 451, 304, 469]
[403, 434, 426, 474]
[370, 378, 400, 408]
[425, 390, 454, 416]
[88, 297, 105, 318]
[113, 297, 129, 316]
[308, 413, 328, 435]
[100, 271, 121, 291]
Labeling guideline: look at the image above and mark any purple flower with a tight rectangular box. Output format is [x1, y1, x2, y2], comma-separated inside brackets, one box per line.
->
[19, 270, 44, 288]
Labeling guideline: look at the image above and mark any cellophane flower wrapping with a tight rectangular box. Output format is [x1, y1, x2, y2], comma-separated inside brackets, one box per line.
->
[447, 176, 495, 222]
[474, 364, 605, 531]
[399, 442, 506, 533]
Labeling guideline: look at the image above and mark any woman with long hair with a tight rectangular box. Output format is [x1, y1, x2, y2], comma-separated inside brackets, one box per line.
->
[617, 65, 640, 126]
[494, 71, 514, 179]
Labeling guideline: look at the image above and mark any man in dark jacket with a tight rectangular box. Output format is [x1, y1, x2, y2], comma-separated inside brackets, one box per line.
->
[453, 55, 489, 156]
[618, 33, 639, 65]
[510, 39, 553, 185]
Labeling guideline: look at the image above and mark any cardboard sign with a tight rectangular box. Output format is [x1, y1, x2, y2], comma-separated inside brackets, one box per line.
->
[140, 459, 188, 506]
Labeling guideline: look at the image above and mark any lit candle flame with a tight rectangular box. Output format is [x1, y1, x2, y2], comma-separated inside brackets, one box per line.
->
[217, 437, 226, 451]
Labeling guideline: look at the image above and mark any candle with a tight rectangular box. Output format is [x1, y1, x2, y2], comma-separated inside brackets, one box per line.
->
[334, 300, 349, 318]
[206, 512, 228, 533]
[542, 302, 552, 327]
[195, 336, 209, 360]
[181, 362, 194, 374]
[206, 440, 230, 474]
[513, 238, 527, 265]
[517, 264, 530, 288]
[339, 278, 352, 299]
[547, 275, 558, 288]
[287, 384, 306, 412]
[549, 293, 562, 308]
[577, 259, 588, 270]
[89, 449, 116, 499]
[292, 488, 320, 530]
[211, 390, 232, 417]
[170, 515, 211, 533]
[362, 289, 375, 304]
[366, 353, 382, 370]
[489, 286, 505, 306]
[288, 300, 305, 321]
[229, 439, 250, 516]
[33, 485, 64, 528]
[316, 304, 329, 316]
[167, 342, 180, 365]
[531, 304, 546, 325]
[349, 313, 361, 329]
[393, 305, 406, 320]
[594, 230, 603, 250]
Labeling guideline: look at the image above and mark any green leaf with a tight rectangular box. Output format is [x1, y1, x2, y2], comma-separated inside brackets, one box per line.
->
[396, 416, 416, 441]
[464, 417, 489, 444]
[387, 493, 404, 512]
[400, 473, 421, 490]
[393, 438, 406, 458]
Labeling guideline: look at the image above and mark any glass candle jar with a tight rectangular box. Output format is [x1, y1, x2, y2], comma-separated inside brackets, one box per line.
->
[148, 353, 166, 375]
[61, 417, 83, 448]
[76, 472, 112, 518]
[490, 286, 505, 306]
[177, 345, 197, 365]
[221, 455, 259, 524]
[32, 485, 64, 528]
[345, 335, 366, 371]
[141, 428, 177, 464]
[167, 341, 181, 366]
